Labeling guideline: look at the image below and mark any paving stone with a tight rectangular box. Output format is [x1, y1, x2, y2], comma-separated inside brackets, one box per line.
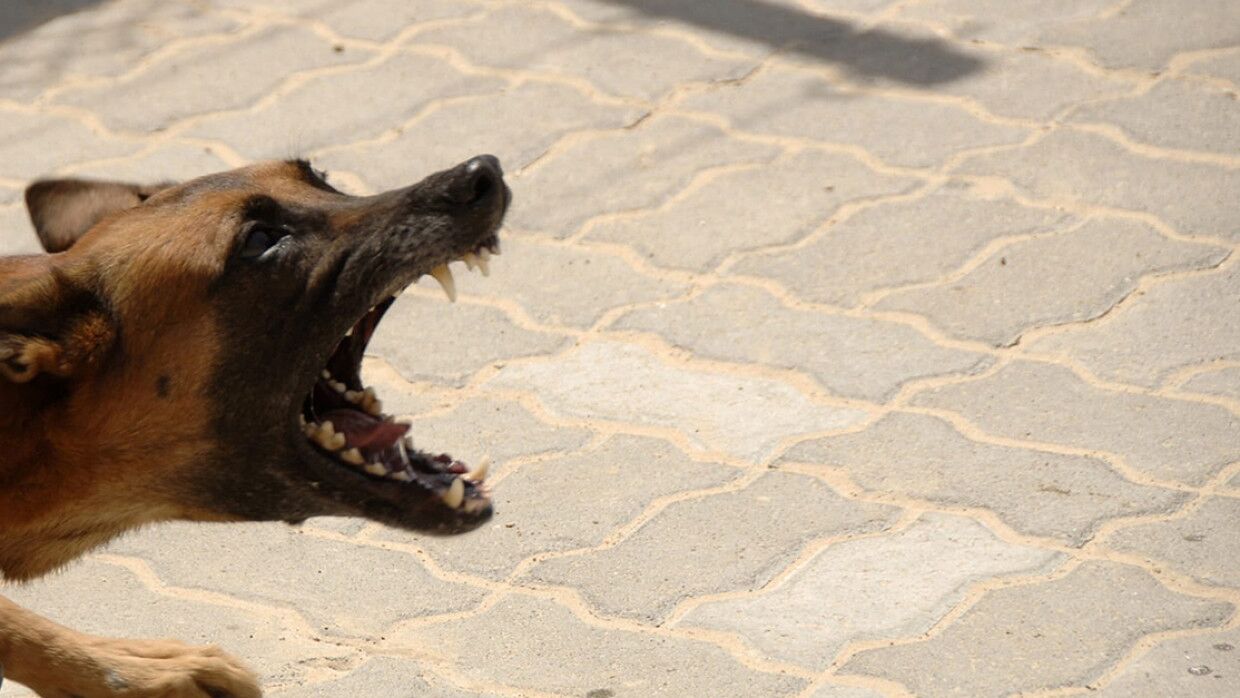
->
[958, 129, 1240, 240]
[1097, 626, 1240, 697]
[65, 141, 234, 182]
[809, 685, 886, 698]
[1109, 498, 1240, 589]
[186, 53, 503, 160]
[1182, 367, 1240, 400]
[509, 114, 779, 238]
[912, 360, 1240, 485]
[1069, 79, 1240, 155]
[397, 595, 807, 696]
[782, 413, 1189, 545]
[875, 218, 1228, 345]
[0, 557, 341, 690]
[525, 472, 899, 622]
[270, 656, 484, 697]
[449, 237, 690, 328]
[680, 514, 1060, 669]
[614, 284, 988, 401]
[318, 82, 643, 193]
[290, 0, 483, 42]
[486, 340, 871, 462]
[105, 522, 488, 637]
[367, 293, 568, 387]
[0, 108, 138, 180]
[0, 205, 41, 257]
[1189, 52, 1240, 85]
[894, 0, 1116, 45]
[733, 185, 1077, 306]
[841, 561, 1234, 696]
[1029, 264, 1240, 387]
[586, 150, 918, 271]
[1035, 0, 1240, 72]
[376, 435, 737, 579]
[678, 65, 1029, 168]
[0, 0, 238, 102]
[55, 25, 365, 132]
[399, 396, 593, 468]
[412, 6, 755, 101]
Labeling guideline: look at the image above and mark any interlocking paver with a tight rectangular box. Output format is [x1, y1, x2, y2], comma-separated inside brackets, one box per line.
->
[957, 129, 1240, 240]
[375, 435, 737, 579]
[54, 25, 365, 132]
[874, 218, 1228, 345]
[524, 472, 899, 622]
[1109, 498, 1240, 589]
[318, 82, 645, 193]
[1028, 264, 1240, 388]
[396, 595, 807, 696]
[367, 293, 568, 387]
[613, 284, 988, 401]
[677, 64, 1029, 168]
[508, 114, 780, 239]
[486, 340, 871, 462]
[3, 1, 1239, 695]
[840, 561, 1234, 697]
[733, 185, 1077, 306]
[678, 513, 1061, 669]
[781, 413, 1189, 545]
[912, 360, 1240, 485]
[585, 149, 918, 271]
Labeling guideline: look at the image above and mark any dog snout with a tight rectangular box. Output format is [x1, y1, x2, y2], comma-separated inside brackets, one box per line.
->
[446, 155, 503, 207]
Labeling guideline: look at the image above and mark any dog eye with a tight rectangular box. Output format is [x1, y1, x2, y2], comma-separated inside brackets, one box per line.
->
[237, 225, 287, 260]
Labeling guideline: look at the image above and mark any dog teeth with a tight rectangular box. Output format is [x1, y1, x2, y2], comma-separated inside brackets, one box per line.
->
[429, 264, 456, 302]
[476, 248, 491, 276]
[328, 380, 347, 394]
[462, 252, 478, 271]
[341, 448, 364, 465]
[364, 461, 388, 477]
[442, 477, 465, 509]
[466, 455, 491, 483]
[489, 240, 501, 256]
[321, 370, 332, 380]
[344, 390, 362, 404]
[390, 470, 413, 482]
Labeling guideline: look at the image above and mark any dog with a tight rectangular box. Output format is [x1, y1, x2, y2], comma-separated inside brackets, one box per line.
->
[0, 155, 509, 697]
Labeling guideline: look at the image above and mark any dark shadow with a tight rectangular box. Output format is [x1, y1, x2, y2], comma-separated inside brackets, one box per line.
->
[0, 0, 105, 44]
[597, 0, 985, 85]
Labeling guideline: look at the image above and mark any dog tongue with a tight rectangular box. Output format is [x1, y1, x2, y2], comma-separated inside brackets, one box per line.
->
[321, 409, 409, 450]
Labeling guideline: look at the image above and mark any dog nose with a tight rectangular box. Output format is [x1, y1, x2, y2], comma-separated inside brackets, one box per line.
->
[447, 155, 503, 206]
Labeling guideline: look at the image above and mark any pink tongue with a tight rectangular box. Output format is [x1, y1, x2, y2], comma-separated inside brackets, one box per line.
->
[321, 409, 410, 450]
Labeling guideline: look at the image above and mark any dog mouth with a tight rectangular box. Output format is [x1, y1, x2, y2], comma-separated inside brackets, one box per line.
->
[296, 239, 500, 520]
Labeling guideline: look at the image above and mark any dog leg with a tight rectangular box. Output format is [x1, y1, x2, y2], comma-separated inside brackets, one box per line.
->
[0, 595, 260, 697]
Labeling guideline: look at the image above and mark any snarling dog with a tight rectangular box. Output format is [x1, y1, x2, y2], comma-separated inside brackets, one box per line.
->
[0, 156, 508, 697]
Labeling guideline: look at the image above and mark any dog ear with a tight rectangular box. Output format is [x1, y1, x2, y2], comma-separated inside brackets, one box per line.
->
[24, 179, 172, 254]
[0, 266, 116, 383]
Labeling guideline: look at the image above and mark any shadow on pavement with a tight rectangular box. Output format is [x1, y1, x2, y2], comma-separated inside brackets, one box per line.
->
[0, 0, 104, 44]
[598, 0, 985, 85]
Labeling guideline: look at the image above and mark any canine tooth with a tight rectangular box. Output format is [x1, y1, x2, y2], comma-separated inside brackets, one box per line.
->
[341, 448, 364, 465]
[429, 264, 456, 302]
[442, 477, 465, 509]
[364, 399, 383, 417]
[467, 455, 491, 482]
[364, 462, 388, 477]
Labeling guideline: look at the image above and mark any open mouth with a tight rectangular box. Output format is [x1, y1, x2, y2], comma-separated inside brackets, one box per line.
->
[297, 239, 499, 518]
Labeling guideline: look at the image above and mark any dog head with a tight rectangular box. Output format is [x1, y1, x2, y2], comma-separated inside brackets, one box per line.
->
[1, 158, 507, 571]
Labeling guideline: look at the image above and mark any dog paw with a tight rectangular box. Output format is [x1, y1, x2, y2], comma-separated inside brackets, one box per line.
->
[58, 636, 262, 698]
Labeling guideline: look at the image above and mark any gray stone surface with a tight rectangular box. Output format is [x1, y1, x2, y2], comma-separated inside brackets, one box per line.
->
[678, 514, 1061, 668]
[1029, 264, 1240, 387]
[486, 341, 871, 462]
[524, 472, 899, 622]
[396, 595, 807, 697]
[2, 1, 1238, 694]
[957, 129, 1240, 240]
[912, 361, 1240, 485]
[782, 413, 1189, 545]
[614, 284, 988, 401]
[586, 149, 918, 271]
[841, 561, 1234, 696]
[875, 218, 1228, 345]
[733, 185, 1078, 307]
[1109, 498, 1240, 589]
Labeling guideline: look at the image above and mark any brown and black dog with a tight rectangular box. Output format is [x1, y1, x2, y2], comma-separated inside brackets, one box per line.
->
[0, 156, 508, 696]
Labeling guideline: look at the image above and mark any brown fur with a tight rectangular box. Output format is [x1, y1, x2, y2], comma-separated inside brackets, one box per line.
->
[0, 158, 508, 697]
